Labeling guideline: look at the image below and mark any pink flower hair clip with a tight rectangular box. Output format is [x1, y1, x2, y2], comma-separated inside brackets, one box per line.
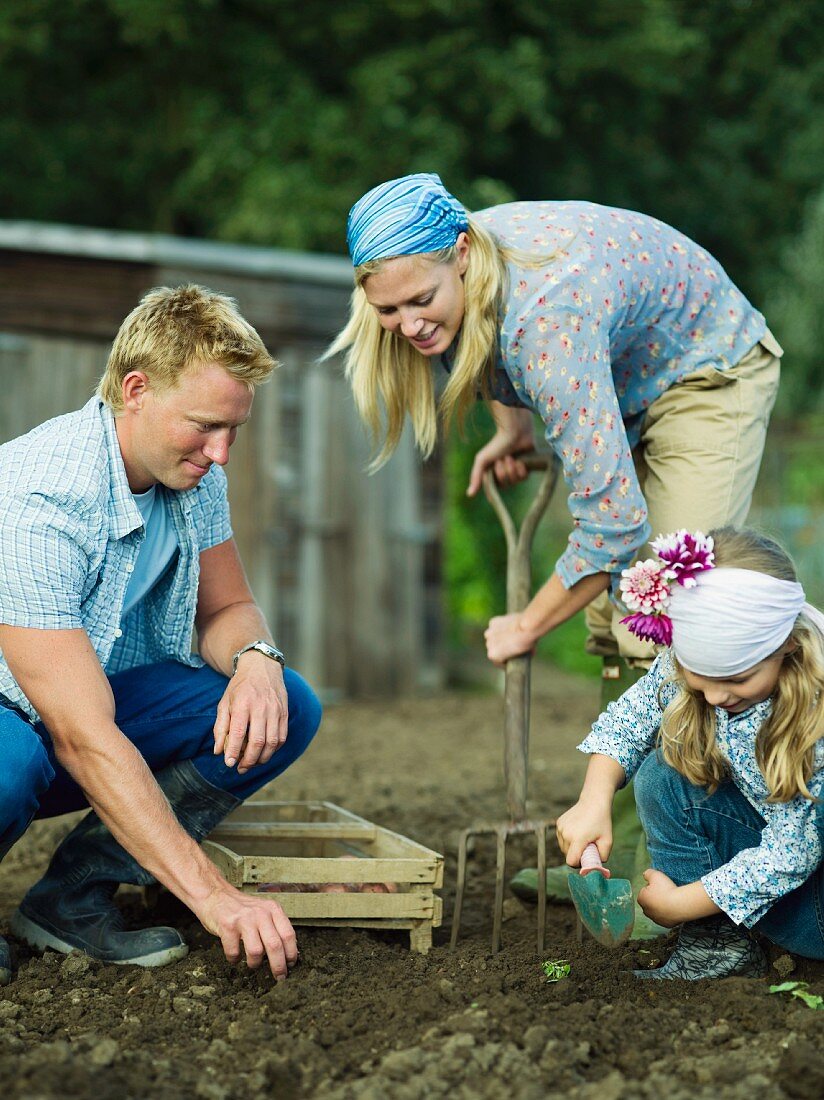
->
[619, 530, 715, 646]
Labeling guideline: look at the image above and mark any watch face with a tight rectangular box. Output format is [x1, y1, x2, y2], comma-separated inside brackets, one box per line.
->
[254, 642, 284, 663]
[234, 641, 285, 674]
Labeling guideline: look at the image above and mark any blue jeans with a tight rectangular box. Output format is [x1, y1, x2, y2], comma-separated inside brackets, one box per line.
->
[0, 660, 322, 860]
[634, 751, 824, 959]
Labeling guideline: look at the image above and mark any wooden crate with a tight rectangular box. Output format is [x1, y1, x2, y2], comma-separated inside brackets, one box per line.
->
[203, 801, 443, 953]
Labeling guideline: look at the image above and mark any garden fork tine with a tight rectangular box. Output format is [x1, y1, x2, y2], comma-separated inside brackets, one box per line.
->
[450, 454, 559, 953]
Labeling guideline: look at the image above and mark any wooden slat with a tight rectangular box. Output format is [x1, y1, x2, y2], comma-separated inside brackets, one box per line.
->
[253, 891, 434, 919]
[0, 252, 154, 340]
[208, 821, 377, 842]
[368, 822, 445, 870]
[298, 358, 332, 687]
[201, 842, 246, 887]
[222, 800, 362, 824]
[283, 918, 421, 930]
[388, 430, 424, 694]
[239, 856, 440, 884]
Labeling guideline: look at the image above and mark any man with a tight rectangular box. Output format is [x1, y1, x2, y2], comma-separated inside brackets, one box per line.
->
[0, 285, 321, 984]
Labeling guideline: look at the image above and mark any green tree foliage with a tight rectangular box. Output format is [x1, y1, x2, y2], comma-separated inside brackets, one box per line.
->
[765, 186, 824, 413]
[1, 0, 821, 652]
[1, 0, 822, 298]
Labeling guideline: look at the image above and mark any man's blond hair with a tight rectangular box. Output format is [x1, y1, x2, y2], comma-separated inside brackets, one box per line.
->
[98, 284, 276, 411]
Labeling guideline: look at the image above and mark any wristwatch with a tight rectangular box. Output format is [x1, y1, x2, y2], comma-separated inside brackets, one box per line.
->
[232, 640, 286, 675]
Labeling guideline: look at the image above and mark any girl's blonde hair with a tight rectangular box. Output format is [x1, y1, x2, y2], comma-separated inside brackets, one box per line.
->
[325, 216, 541, 470]
[659, 527, 824, 802]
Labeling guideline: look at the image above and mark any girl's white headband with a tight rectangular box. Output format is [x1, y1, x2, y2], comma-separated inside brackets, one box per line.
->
[619, 531, 820, 677]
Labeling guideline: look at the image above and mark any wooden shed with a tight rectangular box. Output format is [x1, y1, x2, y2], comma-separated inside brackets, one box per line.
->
[0, 221, 443, 699]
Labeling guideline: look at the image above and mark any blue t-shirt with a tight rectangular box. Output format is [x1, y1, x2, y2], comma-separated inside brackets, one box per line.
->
[121, 485, 179, 619]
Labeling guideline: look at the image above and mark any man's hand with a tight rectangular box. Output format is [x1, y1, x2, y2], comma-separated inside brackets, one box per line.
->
[483, 613, 538, 666]
[556, 797, 613, 868]
[196, 883, 298, 979]
[213, 652, 288, 774]
[196, 539, 289, 774]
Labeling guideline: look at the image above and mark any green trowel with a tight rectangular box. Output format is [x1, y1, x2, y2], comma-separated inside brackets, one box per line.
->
[567, 843, 635, 948]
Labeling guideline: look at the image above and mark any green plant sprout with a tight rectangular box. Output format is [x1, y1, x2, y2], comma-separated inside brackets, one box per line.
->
[542, 959, 571, 983]
[768, 981, 824, 1010]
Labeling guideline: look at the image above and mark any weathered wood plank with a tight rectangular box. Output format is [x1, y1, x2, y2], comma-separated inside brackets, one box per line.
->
[209, 821, 377, 842]
[249, 891, 434, 919]
[236, 855, 440, 883]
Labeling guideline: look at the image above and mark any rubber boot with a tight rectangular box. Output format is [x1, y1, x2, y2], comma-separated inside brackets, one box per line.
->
[634, 916, 768, 980]
[11, 760, 239, 967]
[0, 936, 11, 986]
[511, 657, 665, 938]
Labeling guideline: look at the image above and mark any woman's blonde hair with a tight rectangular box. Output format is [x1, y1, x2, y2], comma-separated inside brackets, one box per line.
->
[325, 216, 540, 470]
[659, 527, 824, 802]
[98, 284, 275, 412]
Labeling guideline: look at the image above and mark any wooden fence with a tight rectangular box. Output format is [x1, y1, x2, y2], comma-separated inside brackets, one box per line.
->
[0, 222, 443, 699]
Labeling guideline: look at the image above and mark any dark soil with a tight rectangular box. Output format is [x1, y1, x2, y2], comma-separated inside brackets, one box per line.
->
[1, 672, 821, 1099]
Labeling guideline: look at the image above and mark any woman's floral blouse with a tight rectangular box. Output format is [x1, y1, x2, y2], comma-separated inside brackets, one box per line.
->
[578, 651, 824, 926]
[466, 201, 767, 589]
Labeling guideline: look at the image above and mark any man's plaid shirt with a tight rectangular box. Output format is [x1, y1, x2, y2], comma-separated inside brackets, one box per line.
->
[0, 397, 232, 722]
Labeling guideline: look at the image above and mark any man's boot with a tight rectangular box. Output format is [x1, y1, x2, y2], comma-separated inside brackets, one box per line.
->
[634, 916, 768, 980]
[11, 761, 239, 967]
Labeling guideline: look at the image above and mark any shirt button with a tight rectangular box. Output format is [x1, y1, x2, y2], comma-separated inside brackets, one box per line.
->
[114, 629, 123, 638]
[126, 563, 134, 573]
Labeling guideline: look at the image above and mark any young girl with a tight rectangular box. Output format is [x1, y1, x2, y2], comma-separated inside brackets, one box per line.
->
[557, 526, 824, 979]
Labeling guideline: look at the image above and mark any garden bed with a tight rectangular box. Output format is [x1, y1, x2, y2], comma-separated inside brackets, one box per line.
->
[0, 671, 820, 1099]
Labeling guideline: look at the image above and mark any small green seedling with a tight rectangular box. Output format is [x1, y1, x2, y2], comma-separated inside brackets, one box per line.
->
[542, 959, 570, 983]
[768, 981, 824, 1010]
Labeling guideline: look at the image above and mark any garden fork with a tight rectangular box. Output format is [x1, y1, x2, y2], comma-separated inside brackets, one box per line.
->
[450, 452, 560, 954]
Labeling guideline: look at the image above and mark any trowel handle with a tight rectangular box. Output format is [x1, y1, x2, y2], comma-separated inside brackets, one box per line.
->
[580, 842, 611, 879]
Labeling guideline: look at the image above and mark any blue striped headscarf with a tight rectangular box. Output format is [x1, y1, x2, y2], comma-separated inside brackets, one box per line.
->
[346, 173, 469, 268]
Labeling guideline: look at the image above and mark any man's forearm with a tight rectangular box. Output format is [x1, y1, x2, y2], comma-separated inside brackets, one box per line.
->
[0, 626, 231, 913]
[53, 721, 227, 909]
[197, 600, 274, 676]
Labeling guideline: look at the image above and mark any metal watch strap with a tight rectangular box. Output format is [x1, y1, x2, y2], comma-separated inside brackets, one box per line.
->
[231, 640, 285, 675]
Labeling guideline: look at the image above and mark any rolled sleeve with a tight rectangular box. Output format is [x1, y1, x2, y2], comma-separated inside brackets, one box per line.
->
[509, 313, 649, 587]
[0, 494, 89, 630]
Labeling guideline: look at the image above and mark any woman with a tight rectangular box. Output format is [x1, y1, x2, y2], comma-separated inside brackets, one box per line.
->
[328, 173, 781, 907]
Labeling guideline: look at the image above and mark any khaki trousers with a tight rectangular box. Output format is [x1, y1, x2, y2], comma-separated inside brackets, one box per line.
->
[585, 332, 782, 665]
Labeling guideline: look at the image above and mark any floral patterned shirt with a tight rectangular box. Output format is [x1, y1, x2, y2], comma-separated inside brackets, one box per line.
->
[578, 651, 824, 926]
[465, 201, 768, 589]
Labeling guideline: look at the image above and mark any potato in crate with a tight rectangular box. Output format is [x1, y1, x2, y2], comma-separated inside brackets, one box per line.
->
[203, 801, 443, 953]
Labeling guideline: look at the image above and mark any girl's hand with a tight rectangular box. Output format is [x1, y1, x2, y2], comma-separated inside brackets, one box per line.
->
[637, 869, 682, 927]
[556, 799, 613, 867]
[484, 613, 538, 665]
[638, 870, 721, 927]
